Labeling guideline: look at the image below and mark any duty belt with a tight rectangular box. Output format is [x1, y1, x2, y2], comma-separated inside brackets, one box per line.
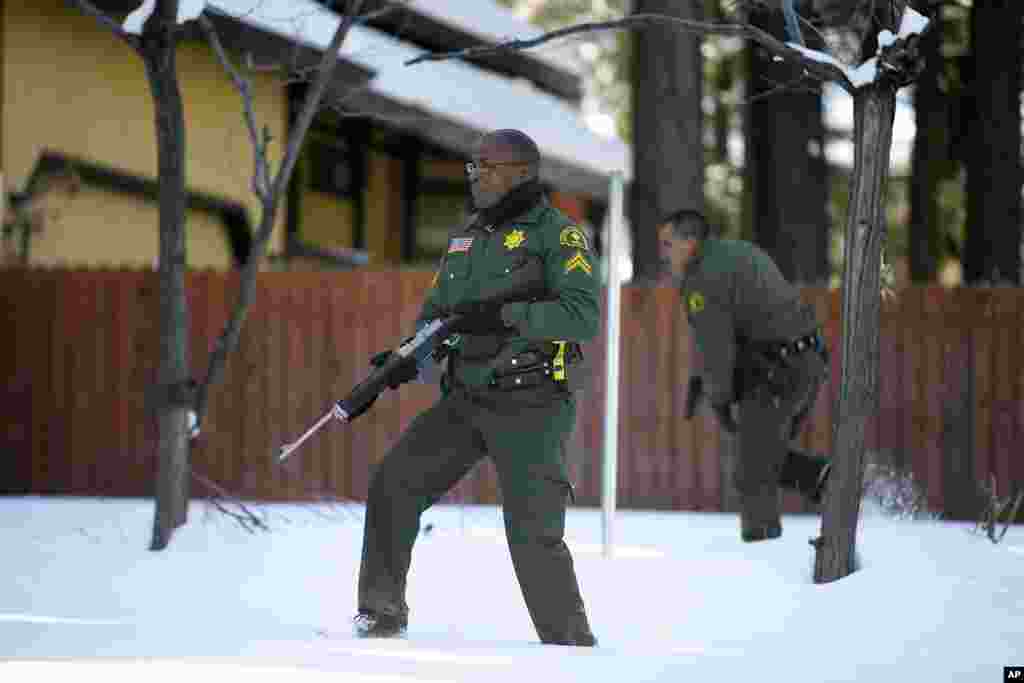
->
[756, 331, 825, 361]
[488, 341, 582, 391]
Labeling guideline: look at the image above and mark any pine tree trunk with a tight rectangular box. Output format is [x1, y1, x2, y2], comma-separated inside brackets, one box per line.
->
[814, 83, 896, 582]
[963, 0, 1022, 285]
[746, 7, 829, 284]
[908, 11, 945, 283]
[629, 0, 703, 281]
[143, 5, 191, 552]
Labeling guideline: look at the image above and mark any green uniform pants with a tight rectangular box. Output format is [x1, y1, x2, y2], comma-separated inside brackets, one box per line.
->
[736, 350, 828, 533]
[357, 386, 593, 645]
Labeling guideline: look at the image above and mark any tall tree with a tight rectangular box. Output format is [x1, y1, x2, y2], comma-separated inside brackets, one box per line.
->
[963, 0, 1021, 284]
[908, 4, 945, 282]
[629, 0, 704, 282]
[72, 0, 366, 549]
[745, 3, 829, 284]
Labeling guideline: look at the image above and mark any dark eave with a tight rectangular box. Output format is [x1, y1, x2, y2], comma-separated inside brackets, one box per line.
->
[341, 89, 610, 200]
[359, 0, 583, 106]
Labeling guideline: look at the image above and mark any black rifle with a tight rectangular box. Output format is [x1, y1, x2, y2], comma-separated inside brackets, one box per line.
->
[277, 315, 462, 462]
[277, 257, 549, 462]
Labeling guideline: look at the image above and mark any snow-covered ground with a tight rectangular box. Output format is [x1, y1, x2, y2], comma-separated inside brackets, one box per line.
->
[3, 496, 1021, 682]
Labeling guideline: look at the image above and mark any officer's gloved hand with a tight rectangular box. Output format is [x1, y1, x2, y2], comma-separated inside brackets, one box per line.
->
[370, 350, 419, 390]
[444, 301, 514, 335]
[712, 401, 739, 434]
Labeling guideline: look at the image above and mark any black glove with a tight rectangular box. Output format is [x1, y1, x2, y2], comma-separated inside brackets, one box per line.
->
[684, 375, 704, 420]
[712, 401, 739, 434]
[370, 350, 419, 390]
[444, 301, 513, 335]
[343, 394, 376, 420]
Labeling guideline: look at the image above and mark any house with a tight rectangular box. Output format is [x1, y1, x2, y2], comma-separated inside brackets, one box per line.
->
[1, 0, 630, 270]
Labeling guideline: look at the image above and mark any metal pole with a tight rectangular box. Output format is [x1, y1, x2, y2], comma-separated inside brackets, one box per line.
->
[601, 172, 624, 559]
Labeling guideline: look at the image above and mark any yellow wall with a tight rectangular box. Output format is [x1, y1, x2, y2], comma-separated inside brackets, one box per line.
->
[365, 149, 402, 264]
[302, 190, 355, 249]
[2, 0, 289, 268]
[27, 185, 228, 269]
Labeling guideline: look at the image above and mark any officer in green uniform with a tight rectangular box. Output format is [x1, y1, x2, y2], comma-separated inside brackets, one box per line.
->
[658, 209, 831, 542]
[352, 130, 598, 646]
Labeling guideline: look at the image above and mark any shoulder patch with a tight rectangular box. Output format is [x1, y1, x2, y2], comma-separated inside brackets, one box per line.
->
[559, 225, 590, 251]
[687, 291, 705, 314]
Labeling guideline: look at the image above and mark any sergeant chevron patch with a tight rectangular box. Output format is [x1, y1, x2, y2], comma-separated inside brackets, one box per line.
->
[565, 251, 592, 275]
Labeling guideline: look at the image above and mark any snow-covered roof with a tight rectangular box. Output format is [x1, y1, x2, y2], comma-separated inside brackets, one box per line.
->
[205, 0, 630, 197]
[399, 0, 582, 77]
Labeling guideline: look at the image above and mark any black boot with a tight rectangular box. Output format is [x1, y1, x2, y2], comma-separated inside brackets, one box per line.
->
[353, 610, 408, 639]
[741, 524, 782, 543]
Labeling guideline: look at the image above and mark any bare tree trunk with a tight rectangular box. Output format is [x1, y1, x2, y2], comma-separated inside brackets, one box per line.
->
[908, 9, 944, 283]
[963, 0, 1021, 285]
[629, 0, 703, 282]
[814, 83, 896, 582]
[142, 1, 190, 551]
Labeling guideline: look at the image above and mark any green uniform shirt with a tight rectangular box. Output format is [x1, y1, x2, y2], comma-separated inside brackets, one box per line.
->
[681, 239, 818, 406]
[418, 198, 600, 388]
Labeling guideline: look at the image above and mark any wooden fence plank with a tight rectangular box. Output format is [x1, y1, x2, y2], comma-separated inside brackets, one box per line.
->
[991, 290, 1021, 500]
[971, 289, 995, 486]
[1, 270, 32, 493]
[12, 273, 1024, 518]
[262, 272, 288, 500]
[670, 289, 697, 510]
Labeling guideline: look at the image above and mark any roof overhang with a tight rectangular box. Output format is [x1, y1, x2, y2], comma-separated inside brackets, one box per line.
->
[207, 0, 632, 200]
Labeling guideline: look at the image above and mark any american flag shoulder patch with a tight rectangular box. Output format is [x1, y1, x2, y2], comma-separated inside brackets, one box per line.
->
[448, 237, 474, 254]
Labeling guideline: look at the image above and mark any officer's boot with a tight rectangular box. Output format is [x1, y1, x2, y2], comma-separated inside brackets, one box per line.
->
[740, 487, 782, 543]
[778, 450, 831, 504]
[353, 609, 408, 639]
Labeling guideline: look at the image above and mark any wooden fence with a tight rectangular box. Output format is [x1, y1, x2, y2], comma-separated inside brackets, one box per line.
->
[2, 269, 1022, 519]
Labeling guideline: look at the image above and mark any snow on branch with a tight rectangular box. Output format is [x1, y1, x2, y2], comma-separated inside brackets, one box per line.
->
[405, 13, 857, 92]
[123, 0, 209, 35]
[67, 0, 142, 49]
[405, 6, 931, 95]
[787, 7, 931, 90]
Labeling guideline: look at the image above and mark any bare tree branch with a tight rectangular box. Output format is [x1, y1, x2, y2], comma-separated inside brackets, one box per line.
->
[270, 0, 367, 203]
[193, 0, 367, 433]
[403, 13, 856, 93]
[66, 0, 143, 50]
[198, 15, 272, 199]
[191, 468, 270, 533]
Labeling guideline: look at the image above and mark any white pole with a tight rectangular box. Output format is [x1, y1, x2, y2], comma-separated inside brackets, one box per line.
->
[601, 172, 624, 559]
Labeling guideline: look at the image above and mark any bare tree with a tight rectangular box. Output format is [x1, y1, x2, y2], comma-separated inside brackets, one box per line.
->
[70, 0, 367, 549]
[407, 0, 930, 584]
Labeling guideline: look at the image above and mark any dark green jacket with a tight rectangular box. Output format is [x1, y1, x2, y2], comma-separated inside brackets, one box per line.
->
[419, 198, 600, 388]
[681, 239, 818, 406]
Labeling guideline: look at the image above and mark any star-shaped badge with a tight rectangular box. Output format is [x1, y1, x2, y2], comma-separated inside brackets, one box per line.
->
[504, 229, 526, 250]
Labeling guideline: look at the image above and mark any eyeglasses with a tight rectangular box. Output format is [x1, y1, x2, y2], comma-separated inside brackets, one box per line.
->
[465, 160, 527, 181]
